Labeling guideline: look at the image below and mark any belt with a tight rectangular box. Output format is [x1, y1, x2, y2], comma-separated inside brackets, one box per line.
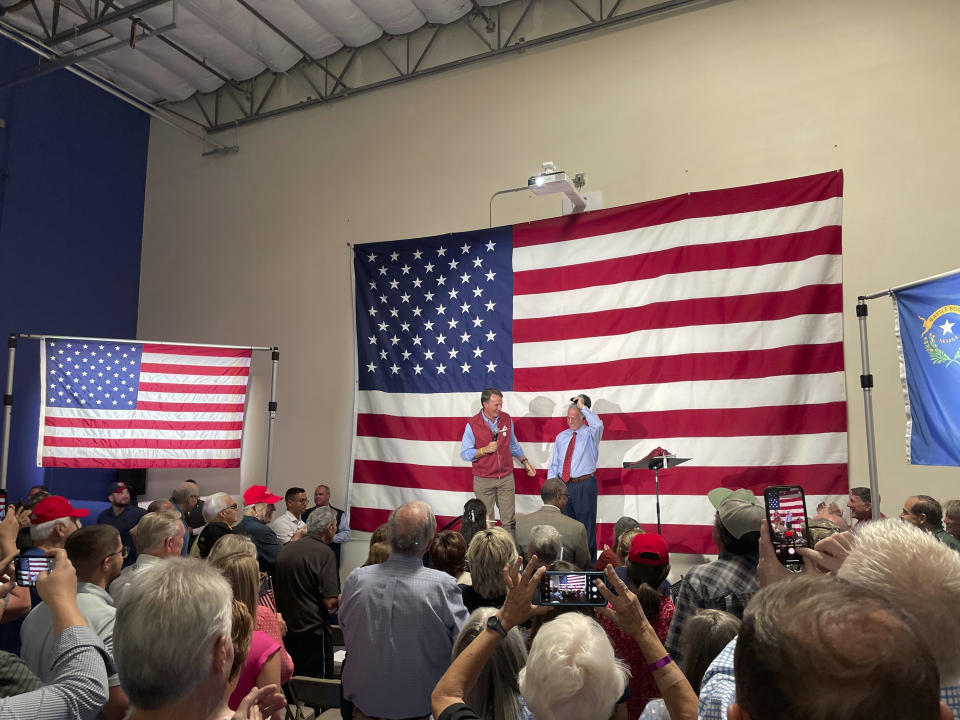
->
[565, 473, 595, 484]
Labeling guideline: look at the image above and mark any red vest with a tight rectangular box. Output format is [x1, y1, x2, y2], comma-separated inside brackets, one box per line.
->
[469, 410, 514, 479]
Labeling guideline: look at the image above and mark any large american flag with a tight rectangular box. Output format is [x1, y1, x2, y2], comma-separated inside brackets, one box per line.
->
[350, 172, 847, 555]
[38, 339, 251, 468]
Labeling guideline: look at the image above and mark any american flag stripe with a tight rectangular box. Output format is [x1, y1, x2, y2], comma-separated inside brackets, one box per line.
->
[358, 402, 846, 441]
[39, 340, 251, 468]
[352, 460, 845, 496]
[353, 434, 847, 471]
[44, 419, 243, 431]
[514, 254, 840, 317]
[357, 375, 845, 416]
[350, 172, 847, 555]
[516, 285, 841, 344]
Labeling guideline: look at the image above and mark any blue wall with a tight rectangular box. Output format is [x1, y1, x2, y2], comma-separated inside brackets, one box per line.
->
[0, 38, 149, 505]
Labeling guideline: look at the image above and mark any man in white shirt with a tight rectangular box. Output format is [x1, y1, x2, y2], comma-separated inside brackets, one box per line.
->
[21, 524, 127, 720]
[270, 487, 308, 544]
[109, 510, 185, 606]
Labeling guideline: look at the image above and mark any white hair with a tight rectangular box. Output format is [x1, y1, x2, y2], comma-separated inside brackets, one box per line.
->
[30, 517, 73, 541]
[838, 518, 960, 682]
[115, 558, 232, 709]
[135, 511, 183, 554]
[519, 613, 628, 720]
[526, 524, 561, 563]
[203, 492, 233, 522]
[307, 506, 336, 534]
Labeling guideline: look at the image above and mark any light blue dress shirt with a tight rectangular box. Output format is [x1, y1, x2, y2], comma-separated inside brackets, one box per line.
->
[339, 553, 469, 718]
[460, 413, 525, 463]
[548, 405, 604, 478]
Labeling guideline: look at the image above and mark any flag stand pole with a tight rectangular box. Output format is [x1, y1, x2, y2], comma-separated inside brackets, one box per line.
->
[0, 335, 17, 491]
[855, 299, 881, 521]
[857, 266, 960, 521]
[265, 346, 279, 486]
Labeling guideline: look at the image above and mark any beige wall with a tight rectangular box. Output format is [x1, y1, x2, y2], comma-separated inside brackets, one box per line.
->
[139, 0, 960, 571]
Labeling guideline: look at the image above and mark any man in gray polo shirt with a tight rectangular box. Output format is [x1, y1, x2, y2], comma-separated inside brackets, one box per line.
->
[21, 525, 127, 720]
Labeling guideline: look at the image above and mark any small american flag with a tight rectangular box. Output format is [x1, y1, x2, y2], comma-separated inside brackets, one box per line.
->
[38, 339, 251, 468]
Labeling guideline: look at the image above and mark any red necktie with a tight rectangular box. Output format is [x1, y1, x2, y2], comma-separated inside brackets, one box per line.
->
[561, 431, 577, 482]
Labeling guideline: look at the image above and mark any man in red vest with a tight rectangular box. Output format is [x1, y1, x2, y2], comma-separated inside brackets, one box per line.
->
[460, 387, 536, 536]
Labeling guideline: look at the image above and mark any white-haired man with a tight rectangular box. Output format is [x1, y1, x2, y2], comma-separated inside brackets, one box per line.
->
[114, 557, 284, 720]
[340, 501, 468, 720]
[237, 484, 284, 573]
[195, 492, 238, 558]
[546, 394, 604, 559]
[273, 506, 341, 678]
[109, 510, 185, 605]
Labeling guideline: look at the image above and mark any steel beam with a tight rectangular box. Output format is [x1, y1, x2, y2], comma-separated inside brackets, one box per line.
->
[206, 0, 716, 133]
[47, 0, 172, 45]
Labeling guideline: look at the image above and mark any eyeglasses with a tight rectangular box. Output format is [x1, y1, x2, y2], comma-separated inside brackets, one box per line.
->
[105, 546, 129, 561]
[222, 504, 238, 512]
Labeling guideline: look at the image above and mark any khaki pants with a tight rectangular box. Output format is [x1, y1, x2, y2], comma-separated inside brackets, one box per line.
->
[473, 474, 516, 534]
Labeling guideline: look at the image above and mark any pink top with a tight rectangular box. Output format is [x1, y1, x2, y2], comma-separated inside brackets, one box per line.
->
[256, 604, 294, 684]
[598, 594, 675, 720]
[228, 630, 281, 710]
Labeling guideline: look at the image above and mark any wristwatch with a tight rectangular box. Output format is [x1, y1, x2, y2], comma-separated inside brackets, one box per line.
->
[486, 613, 508, 638]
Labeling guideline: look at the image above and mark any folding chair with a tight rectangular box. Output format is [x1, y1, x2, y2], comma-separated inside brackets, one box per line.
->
[285, 676, 342, 720]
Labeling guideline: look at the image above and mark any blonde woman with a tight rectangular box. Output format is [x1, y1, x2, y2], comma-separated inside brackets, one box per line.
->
[460, 527, 518, 612]
[208, 544, 284, 717]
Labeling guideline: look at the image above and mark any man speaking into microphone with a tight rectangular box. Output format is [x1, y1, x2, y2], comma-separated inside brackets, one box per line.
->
[547, 394, 603, 560]
[460, 387, 536, 536]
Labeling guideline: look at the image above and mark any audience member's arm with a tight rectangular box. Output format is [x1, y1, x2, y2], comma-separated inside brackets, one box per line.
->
[333, 513, 351, 545]
[254, 652, 283, 720]
[0, 511, 20, 569]
[663, 572, 696, 665]
[0, 549, 111, 719]
[596, 565, 698, 720]
[431, 558, 546, 718]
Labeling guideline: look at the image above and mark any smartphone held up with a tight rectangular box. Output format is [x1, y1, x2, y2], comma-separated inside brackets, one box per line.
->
[15, 555, 54, 587]
[764, 485, 810, 570]
[535, 571, 606, 607]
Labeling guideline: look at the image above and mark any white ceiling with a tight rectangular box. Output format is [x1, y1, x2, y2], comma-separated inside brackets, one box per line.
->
[0, 0, 514, 103]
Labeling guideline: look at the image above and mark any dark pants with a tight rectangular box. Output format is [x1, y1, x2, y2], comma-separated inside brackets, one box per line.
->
[564, 474, 598, 560]
[285, 626, 334, 679]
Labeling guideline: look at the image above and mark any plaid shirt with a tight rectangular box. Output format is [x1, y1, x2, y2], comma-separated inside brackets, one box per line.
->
[698, 637, 960, 720]
[665, 552, 758, 668]
[0, 625, 113, 719]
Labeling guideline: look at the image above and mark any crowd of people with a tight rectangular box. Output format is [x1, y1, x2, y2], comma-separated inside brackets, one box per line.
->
[1, 477, 960, 720]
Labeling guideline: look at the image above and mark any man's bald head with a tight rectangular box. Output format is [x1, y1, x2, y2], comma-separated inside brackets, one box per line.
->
[387, 501, 436, 557]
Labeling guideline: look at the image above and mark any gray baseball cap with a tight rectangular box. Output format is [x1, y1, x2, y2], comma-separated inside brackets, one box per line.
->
[708, 488, 764, 539]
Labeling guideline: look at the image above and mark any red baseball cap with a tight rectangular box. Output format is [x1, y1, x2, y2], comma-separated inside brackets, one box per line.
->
[628, 533, 670, 566]
[243, 485, 282, 505]
[31, 495, 90, 524]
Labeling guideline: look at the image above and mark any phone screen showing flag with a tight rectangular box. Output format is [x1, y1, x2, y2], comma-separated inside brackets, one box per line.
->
[537, 571, 606, 606]
[765, 485, 810, 567]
